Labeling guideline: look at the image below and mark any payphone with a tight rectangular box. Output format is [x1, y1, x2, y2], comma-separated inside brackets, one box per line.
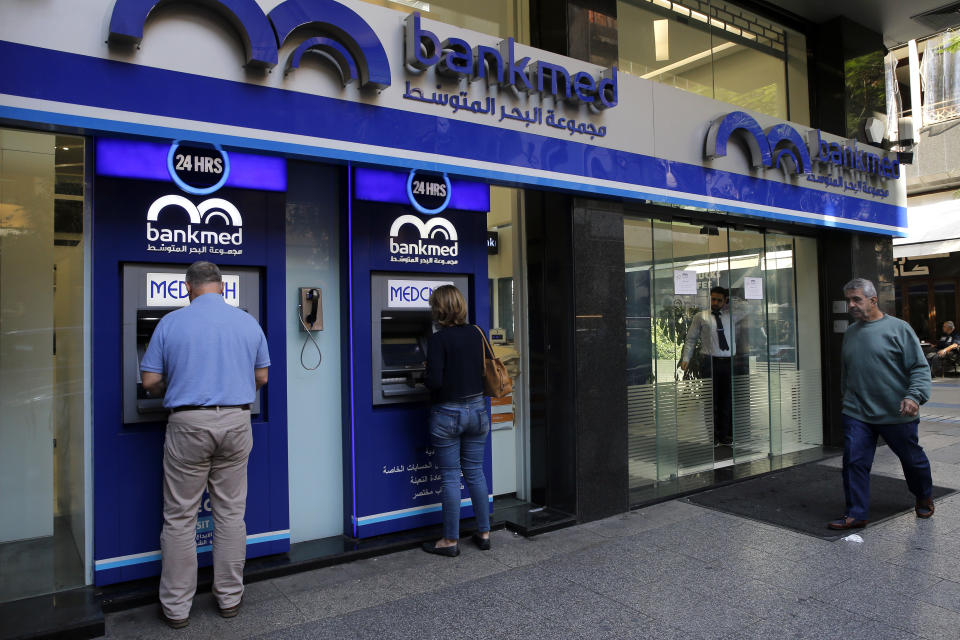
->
[370, 273, 468, 405]
[120, 263, 264, 423]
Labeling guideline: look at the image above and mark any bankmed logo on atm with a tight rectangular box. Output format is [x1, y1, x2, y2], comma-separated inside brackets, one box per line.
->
[146, 194, 244, 251]
[388, 214, 458, 265]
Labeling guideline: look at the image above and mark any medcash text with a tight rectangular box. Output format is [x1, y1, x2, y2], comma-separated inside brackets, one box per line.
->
[404, 13, 618, 109]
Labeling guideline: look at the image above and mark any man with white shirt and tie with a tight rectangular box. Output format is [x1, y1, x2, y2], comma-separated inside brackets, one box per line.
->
[680, 286, 738, 447]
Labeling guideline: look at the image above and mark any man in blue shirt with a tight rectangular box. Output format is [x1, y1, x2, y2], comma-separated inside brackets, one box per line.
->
[141, 261, 270, 628]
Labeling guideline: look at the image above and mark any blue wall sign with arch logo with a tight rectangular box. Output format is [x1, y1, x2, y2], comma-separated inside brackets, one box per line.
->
[91, 137, 289, 585]
[344, 166, 491, 538]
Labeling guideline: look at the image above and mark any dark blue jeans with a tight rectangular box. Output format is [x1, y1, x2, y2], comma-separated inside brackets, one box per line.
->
[429, 396, 490, 541]
[841, 414, 933, 521]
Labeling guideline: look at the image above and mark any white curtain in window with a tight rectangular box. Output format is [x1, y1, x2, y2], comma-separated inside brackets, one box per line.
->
[921, 31, 960, 124]
[884, 51, 900, 142]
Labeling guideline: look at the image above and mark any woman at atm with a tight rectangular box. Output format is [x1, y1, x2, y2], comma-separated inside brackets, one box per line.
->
[421, 285, 491, 557]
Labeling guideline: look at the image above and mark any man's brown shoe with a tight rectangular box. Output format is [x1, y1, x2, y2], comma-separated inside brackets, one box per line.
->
[218, 598, 242, 618]
[159, 610, 189, 629]
[827, 516, 867, 530]
[916, 497, 935, 518]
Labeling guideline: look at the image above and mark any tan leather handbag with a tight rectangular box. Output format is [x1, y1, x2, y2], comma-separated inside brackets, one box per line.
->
[474, 326, 513, 398]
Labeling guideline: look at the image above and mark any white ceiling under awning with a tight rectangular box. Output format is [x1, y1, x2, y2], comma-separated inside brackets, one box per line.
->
[893, 197, 960, 258]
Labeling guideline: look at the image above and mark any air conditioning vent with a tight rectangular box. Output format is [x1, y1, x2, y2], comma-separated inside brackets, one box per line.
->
[911, 2, 960, 31]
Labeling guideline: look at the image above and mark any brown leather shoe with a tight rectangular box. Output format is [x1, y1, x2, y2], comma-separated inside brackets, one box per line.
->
[159, 610, 189, 629]
[218, 599, 242, 618]
[916, 497, 935, 519]
[827, 516, 867, 530]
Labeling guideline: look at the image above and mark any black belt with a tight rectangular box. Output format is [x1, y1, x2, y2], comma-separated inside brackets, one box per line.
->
[170, 404, 251, 413]
[712, 356, 731, 360]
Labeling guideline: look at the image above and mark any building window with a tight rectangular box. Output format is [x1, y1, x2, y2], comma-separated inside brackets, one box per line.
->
[355, 0, 527, 41]
[614, 0, 809, 123]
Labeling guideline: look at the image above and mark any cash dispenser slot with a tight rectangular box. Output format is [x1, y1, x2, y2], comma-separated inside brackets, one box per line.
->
[135, 308, 174, 413]
[377, 311, 431, 403]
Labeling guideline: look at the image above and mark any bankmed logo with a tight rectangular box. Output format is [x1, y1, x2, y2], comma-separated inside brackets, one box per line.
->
[108, 0, 391, 89]
[705, 111, 899, 180]
[388, 214, 459, 263]
[146, 194, 244, 247]
[405, 13, 617, 109]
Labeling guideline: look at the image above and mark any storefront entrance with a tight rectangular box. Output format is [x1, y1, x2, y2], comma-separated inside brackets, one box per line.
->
[624, 217, 823, 498]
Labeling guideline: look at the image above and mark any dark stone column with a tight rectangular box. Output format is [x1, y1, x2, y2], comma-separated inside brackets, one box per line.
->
[524, 193, 628, 522]
[571, 200, 628, 521]
[525, 190, 577, 514]
[820, 231, 895, 446]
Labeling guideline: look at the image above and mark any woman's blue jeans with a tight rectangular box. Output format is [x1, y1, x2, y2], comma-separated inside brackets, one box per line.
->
[429, 396, 490, 541]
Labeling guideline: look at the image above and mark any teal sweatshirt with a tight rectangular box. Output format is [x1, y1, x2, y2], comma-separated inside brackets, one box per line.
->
[841, 314, 931, 424]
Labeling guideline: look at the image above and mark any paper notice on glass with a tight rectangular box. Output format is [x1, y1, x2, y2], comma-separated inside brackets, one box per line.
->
[744, 277, 763, 300]
[674, 270, 697, 295]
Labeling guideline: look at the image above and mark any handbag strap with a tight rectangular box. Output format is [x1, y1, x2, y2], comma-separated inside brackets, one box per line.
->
[473, 325, 494, 359]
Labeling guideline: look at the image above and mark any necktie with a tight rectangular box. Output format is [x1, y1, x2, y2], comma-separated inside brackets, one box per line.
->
[712, 310, 729, 351]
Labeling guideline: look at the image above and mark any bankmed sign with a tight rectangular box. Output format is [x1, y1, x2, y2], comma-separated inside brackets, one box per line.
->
[0, 0, 906, 236]
[706, 111, 900, 200]
[106, 0, 617, 107]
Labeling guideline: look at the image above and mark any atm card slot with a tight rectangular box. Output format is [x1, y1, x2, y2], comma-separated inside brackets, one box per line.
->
[383, 384, 427, 397]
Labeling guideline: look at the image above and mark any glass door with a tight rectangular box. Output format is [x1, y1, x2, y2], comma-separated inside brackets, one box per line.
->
[0, 129, 87, 602]
[625, 214, 824, 498]
[728, 228, 770, 464]
[487, 186, 527, 500]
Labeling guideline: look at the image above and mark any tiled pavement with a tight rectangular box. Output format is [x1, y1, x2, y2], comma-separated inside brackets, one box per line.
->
[100, 380, 960, 639]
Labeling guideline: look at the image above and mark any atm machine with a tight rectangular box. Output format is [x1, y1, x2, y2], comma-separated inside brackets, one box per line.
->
[343, 167, 491, 539]
[370, 273, 468, 405]
[120, 263, 264, 423]
[91, 138, 288, 585]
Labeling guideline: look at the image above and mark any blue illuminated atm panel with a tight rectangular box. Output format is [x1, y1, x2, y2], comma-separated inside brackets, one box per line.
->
[92, 139, 289, 585]
[344, 167, 492, 538]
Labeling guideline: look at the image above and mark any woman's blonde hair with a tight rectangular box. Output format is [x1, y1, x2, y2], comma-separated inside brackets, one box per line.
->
[429, 285, 467, 326]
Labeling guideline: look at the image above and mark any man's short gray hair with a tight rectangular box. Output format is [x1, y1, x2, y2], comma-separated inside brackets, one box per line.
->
[185, 261, 222, 286]
[945, 321, 956, 331]
[843, 277, 877, 299]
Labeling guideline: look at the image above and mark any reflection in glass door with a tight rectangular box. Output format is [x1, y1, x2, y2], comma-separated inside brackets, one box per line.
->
[624, 216, 823, 497]
[728, 229, 769, 465]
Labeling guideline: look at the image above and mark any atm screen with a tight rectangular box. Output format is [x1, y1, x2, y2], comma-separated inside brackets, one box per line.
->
[381, 337, 424, 368]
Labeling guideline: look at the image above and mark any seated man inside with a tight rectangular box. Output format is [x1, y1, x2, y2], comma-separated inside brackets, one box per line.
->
[927, 320, 960, 376]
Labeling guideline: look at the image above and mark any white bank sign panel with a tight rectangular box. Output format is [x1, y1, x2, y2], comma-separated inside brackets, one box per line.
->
[0, 0, 906, 235]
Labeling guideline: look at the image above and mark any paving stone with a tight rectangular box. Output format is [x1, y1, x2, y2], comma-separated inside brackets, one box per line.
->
[285, 565, 446, 621]
[101, 412, 960, 640]
[915, 577, 960, 613]
[864, 597, 960, 639]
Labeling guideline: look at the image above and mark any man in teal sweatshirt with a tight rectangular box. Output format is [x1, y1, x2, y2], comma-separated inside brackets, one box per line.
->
[829, 278, 935, 530]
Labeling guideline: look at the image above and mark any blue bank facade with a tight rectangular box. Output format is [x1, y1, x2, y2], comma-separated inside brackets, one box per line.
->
[0, 0, 906, 604]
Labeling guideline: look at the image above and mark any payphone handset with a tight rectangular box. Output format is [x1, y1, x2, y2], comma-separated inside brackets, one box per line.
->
[370, 273, 469, 406]
[297, 287, 323, 370]
[121, 263, 264, 424]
